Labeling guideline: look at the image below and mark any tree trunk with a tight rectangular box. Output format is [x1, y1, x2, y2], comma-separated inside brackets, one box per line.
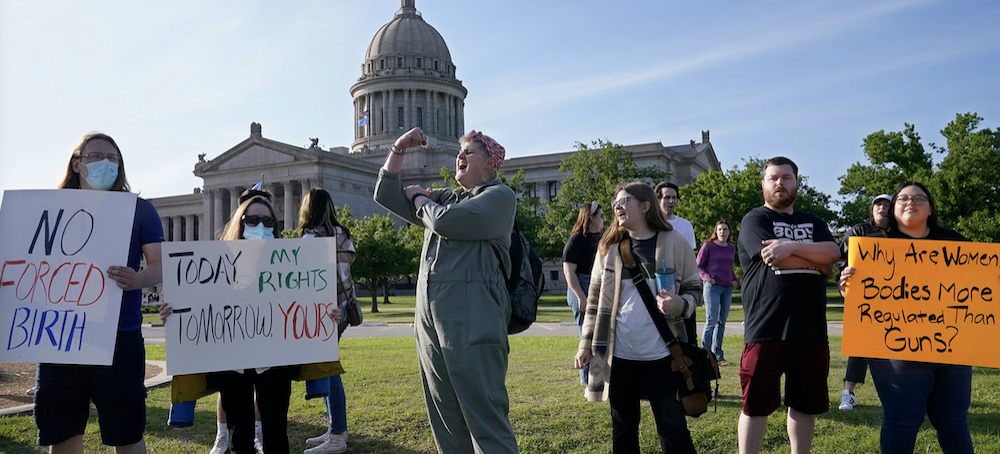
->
[366, 281, 379, 313]
[382, 279, 391, 305]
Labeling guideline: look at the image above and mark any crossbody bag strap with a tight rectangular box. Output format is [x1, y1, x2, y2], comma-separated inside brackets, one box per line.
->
[619, 238, 696, 390]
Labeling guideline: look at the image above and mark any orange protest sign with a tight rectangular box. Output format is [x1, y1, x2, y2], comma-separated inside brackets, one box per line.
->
[842, 236, 1000, 368]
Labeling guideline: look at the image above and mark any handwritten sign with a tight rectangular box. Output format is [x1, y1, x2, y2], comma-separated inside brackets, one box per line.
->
[161, 238, 340, 375]
[842, 236, 1000, 368]
[0, 189, 136, 365]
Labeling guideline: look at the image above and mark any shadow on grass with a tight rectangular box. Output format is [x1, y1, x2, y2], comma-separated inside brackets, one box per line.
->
[0, 437, 43, 454]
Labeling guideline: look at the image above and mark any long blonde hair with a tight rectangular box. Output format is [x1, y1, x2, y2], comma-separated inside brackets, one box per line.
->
[598, 181, 672, 255]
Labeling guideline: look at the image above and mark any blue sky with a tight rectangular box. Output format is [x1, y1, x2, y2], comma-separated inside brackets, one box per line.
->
[2, 0, 998, 207]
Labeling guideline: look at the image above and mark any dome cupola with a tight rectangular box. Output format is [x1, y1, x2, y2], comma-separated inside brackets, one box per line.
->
[361, 0, 456, 79]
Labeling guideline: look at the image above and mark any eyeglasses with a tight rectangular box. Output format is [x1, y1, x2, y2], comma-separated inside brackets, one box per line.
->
[895, 195, 928, 205]
[242, 215, 276, 228]
[77, 152, 121, 164]
[612, 196, 636, 208]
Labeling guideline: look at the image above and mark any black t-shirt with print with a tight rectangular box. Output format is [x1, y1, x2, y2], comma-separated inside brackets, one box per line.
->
[738, 206, 835, 343]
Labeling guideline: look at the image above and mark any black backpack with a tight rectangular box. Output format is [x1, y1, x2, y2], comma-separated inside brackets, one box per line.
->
[495, 223, 545, 334]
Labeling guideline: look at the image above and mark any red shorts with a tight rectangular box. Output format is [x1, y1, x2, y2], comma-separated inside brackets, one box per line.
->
[739, 341, 829, 416]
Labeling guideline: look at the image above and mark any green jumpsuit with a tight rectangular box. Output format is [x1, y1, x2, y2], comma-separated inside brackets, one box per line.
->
[374, 169, 519, 454]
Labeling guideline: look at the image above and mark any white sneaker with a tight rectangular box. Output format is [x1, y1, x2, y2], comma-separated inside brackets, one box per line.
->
[209, 431, 230, 454]
[306, 431, 331, 447]
[839, 390, 858, 410]
[304, 434, 347, 454]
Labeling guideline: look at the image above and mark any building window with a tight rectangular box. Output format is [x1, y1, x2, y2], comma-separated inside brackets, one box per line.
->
[416, 58, 422, 68]
[434, 61, 438, 71]
[167, 218, 175, 241]
[527, 183, 538, 199]
[416, 107, 423, 128]
[193, 216, 199, 241]
[380, 108, 384, 131]
[398, 106, 404, 129]
[380, 59, 385, 69]
[547, 181, 561, 200]
[397, 57, 402, 68]
[550, 270, 559, 282]
[436, 110, 440, 133]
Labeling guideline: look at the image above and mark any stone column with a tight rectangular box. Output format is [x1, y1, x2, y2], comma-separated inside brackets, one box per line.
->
[403, 89, 410, 130]
[458, 99, 464, 136]
[160, 217, 170, 242]
[283, 181, 295, 231]
[202, 190, 213, 241]
[186, 214, 196, 242]
[172, 216, 183, 241]
[229, 188, 239, 219]
[388, 90, 395, 132]
[382, 90, 388, 134]
[446, 95, 453, 138]
[213, 190, 224, 240]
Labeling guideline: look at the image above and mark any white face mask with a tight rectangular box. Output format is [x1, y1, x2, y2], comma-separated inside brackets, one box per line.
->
[84, 159, 119, 191]
[242, 224, 274, 240]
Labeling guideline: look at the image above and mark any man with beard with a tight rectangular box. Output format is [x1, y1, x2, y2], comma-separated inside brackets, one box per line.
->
[736, 157, 840, 454]
[836, 194, 891, 411]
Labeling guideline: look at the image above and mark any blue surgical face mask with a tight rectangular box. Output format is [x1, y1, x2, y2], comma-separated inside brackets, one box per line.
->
[84, 159, 119, 191]
[242, 223, 274, 240]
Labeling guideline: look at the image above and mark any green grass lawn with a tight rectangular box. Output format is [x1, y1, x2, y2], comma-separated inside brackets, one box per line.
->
[2, 336, 998, 453]
[351, 290, 847, 325]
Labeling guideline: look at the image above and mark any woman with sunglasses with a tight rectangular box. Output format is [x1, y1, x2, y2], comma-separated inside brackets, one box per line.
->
[34, 133, 163, 454]
[162, 189, 337, 454]
[838, 181, 973, 454]
[575, 182, 701, 454]
[563, 201, 605, 385]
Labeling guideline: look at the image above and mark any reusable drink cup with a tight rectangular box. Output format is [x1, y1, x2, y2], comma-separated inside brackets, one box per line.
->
[655, 266, 675, 319]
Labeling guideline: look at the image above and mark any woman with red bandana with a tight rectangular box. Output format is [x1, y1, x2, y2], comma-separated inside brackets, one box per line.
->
[375, 127, 519, 453]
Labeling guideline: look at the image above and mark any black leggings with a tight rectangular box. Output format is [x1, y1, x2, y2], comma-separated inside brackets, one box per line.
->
[214, 367, 297, 454]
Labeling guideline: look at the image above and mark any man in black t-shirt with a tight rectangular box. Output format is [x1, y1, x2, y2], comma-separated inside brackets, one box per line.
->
[736, 157, 840, 454]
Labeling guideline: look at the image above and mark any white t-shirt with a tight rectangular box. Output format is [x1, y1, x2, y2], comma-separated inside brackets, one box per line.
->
[614, 277, 670, 361]
[669, 215, 697, 250]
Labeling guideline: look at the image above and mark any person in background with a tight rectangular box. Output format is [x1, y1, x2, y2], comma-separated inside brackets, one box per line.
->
[562, 201, 605, 385]
[654, 182, 699, 346]
[374, 127, 519, 453]
[574, 182, 700, 454]
[697, 219, 739, 366]
[298, 188, 358, 454]
[839, 182, 973, 454]
[736, 157, 840, 454]
[35, 132, 164, 454]
[836, 193, 891, 411]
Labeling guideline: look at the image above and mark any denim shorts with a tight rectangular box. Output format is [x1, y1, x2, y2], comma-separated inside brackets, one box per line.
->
[34, 329, 147, 446]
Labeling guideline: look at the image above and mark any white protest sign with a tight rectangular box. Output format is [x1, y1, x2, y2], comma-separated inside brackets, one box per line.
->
[0, 189, 136, 365]
[161, 238, 340, 375]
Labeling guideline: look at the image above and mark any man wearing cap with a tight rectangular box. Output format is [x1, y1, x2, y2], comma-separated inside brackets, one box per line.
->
[836, 194, 891, 411]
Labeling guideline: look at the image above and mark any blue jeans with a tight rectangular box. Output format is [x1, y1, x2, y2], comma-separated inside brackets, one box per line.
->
[868, 359, 973, 454]
[700, 282, 732, 361]
[323, 374, 348, 434]
[567, 273, 590, 384]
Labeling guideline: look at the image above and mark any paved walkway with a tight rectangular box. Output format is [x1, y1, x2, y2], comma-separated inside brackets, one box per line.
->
[2, 321, 845, 418]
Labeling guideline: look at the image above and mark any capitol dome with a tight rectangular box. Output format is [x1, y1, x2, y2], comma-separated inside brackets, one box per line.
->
[361, 0, 456, 79]
[350, 0, 467, 169]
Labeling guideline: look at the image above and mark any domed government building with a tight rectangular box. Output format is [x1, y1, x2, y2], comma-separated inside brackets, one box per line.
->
[149, 0, 721, 292]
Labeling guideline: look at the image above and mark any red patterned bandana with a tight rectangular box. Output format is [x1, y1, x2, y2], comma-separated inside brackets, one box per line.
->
[467, 130, 505, 168]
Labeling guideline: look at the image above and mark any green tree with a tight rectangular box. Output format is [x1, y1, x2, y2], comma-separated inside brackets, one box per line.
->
[839, 113, 1000, 242]
[680, 157, 836, 248]
[533, 140, 668, 259]
[337, 206, 415, 313]
[837, 124, 934, 227]
[931, 113, 1000, 242]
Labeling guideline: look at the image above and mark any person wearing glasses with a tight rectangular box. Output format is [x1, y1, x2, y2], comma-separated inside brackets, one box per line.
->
[374, 127, 519, 454]
[574, 182, 700, 454]
[34, 133, 163, 454]
[562, 201, 605, 385]
[838, 182, 973, 454]
[161, 188, 338, 454]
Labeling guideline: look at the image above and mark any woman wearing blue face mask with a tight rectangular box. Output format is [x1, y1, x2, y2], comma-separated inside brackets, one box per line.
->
[35, 133, 163, 454]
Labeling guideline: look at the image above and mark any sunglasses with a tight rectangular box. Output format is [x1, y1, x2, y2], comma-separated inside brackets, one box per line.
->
[242, 215, 276, 228]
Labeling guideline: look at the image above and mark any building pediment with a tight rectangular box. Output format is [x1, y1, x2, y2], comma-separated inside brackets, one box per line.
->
[194, 137, 313, 176]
